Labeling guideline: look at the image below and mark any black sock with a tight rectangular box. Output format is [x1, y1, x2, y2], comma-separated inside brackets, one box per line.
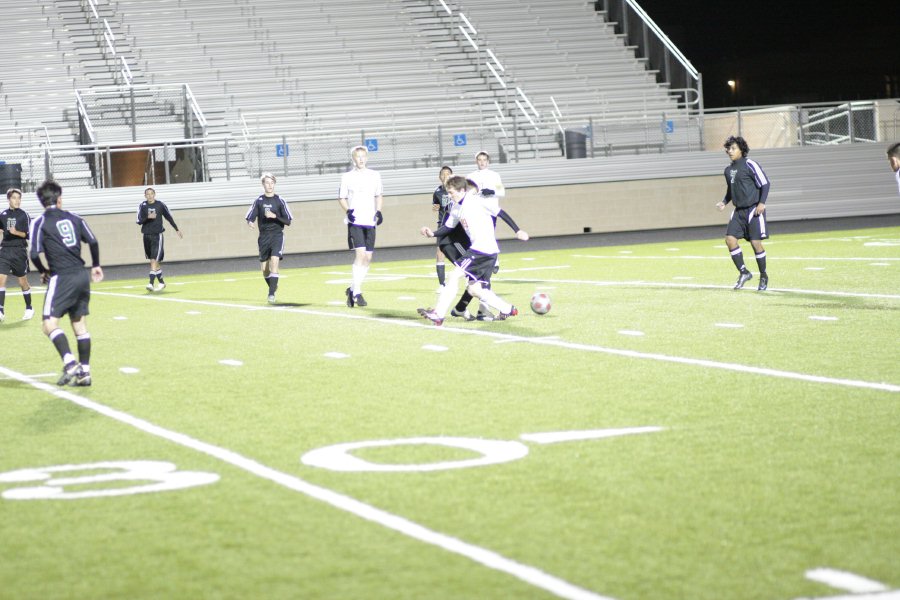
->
[76, 333, 91, 368]
[455, 290, 473, 312]
[156, 271, 165, 284]
[730, 247, 747, 272]
[149, 272, 156, 285]
[49, 328, 73, 362]
[23, 290, 31, 309]
[755, 251, 767, 275]
[0, 287, 5, 311]
[267, 274, 279, 295]
[436, 263, 445, 286]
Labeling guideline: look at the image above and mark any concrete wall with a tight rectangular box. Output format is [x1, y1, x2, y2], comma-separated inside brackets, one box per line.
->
[86, 174, 723, 266]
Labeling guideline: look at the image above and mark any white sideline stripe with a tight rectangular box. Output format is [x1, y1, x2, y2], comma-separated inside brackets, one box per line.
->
[0, 366, 614, 600]
[572, 254, 900, 262]
[805, 568, 889, 593]
[93, 292, 900, 393]
[521, 427, 663, 444]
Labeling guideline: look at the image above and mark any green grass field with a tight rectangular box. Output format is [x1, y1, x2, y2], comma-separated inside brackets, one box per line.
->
[1, 225, 898, 600]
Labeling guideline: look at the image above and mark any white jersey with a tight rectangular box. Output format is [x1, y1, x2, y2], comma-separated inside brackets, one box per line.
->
[895, 168, 900, 195]
[339, 167, 383, 226]
[444, 192, 501, 255]
[466, 167, 505, 199]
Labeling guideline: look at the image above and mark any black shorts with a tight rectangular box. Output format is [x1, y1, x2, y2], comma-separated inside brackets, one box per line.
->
[257, 231, 285, 262]
[455, 250, 497, 285]
[348, 225, 376, 252]
[143, 233, 164, 262]
[726, 206, 769, 241]
[43, 269, 91, 320]
[437, 225, 470, 263]
[0, 246, 29, 277]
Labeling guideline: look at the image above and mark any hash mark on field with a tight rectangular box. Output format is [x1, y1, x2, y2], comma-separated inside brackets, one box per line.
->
[870, 262, 891, 266]
[715, 323, 745, 329]
[617, 330, 644, 337]
[422, 345, 448, 352]
[119, 367, 140, 374]
[324, 352, 349, 359]
[94, 292, 900, 393]
[218, 359, 243, 366]
[0, 366, 616, 600]
[805, 267, 825, 271]
[186, 311, 201, 315]
[809, 316, 839, 321]
[398, 296, 417, 301]
[113, 316, 128, 320]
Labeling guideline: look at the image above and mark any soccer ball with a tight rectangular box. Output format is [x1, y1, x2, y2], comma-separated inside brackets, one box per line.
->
[530, 292, 551, 315]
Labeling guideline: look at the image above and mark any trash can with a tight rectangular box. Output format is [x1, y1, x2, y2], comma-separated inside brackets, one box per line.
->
[564, 129, 587, 159]
[0, 163, 22, 194]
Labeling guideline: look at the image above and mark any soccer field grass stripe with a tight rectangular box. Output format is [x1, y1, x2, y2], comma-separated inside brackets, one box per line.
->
[93, 291, 900, 393]
[0, 365, 616, 600]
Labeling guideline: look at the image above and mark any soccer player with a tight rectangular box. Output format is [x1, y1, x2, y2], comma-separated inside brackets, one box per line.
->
[467, 150, 506, 318]
[418, 175, 528, 326]
[30, 180, 103, 387]
[887, 142, 900, 195]
[0, 188, 34, 321]
[246, 172, 293, 304]
[716, 136, 771, 291]
[432, 165, 454, 289]
[136, 187, 183, 292]
[339, 145, 383, 308]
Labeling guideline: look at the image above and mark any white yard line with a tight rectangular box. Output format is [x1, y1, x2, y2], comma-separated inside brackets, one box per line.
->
[93, 291, 900, 393]
[0, 365, 615, 600]
[571, 254, 900, 262]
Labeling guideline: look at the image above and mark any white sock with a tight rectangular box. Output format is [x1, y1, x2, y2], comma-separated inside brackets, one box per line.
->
[351, 263, 365, 295]
[434, 271, 461, 317]
[477, 287, 512, 314]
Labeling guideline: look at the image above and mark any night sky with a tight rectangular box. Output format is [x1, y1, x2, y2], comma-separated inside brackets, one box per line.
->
[634, 0, 899, 108]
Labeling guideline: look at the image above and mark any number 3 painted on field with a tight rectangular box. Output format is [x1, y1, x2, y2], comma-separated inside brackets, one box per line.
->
[0, 461, 219, 500]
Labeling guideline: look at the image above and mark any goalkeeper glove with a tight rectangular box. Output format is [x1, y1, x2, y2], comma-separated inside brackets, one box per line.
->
[481, 188, 495, 197]
[375, 210, 383, 225]
[346, 209, 355, 223]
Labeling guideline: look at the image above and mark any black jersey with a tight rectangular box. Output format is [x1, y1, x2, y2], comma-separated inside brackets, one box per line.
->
[0, 207, 30, 248]
[136, 200, 179, 235]
[723, 157, 770, 209]
[245, 194, 293, 232]
[30, 207, 100, 274]
[432, 185, 452, 226]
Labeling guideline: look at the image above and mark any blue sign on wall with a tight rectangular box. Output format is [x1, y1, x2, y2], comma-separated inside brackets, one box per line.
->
[364, 138, 379, 152]
[663, 120, 674, 134]
[276, 144, 289, 157]
[453, 134, 467, 147]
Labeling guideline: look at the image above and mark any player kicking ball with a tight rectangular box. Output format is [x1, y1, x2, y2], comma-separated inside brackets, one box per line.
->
[418, 175, 528, 326]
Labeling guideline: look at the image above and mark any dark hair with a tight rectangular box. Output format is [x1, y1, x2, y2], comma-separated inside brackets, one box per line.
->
[466, 178, 479, 191]
[887, 142, 900, 159]
[36, 180, 63, 208]
[6, 187, 22, 200]
[724, 136, 750, 156]
[439, 165, 453, 175]
[445, 175, 468, 191]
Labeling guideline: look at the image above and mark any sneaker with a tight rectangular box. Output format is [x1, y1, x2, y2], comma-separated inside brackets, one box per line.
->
[154, 282, 166, 292]
[757, 274, 768, 291]
[72, 369, 92, 387]
[496, 306, 519, 321]
[421, 308, 444, 326]
[57, 362, 81, 386]
[22, 308, 34, 320]
[267, 294, 276, 304]
[734, 270, 753, 290]
[354, 294, 367, 307]
[345, 287, 355, 308]
[476, 307, 495, 321]
[0, 310, 5, 322]
[450, 308, 475, 321]
[146, 283, 155, 292]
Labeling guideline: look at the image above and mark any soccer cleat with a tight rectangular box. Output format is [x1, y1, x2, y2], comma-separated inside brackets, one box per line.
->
[0, 310, 5, 322]
[733, 270, 753, 289]
[496, 306, 519, 321]
[450, 308, 475, 321]
[146, 283, 155, 292]
[267, 294, 276, 304]
[354, 294, 367, 307]
[72, 369, 92, 387]
[757, 274, 768, 291]
[421, 309, 444, 326]
[492, 264, 500, 274]
[22, 308, 34, 320]
[345, 287, 355, 308]
[155, 282, 166, 292]
[57, 362, 81, 386]
[475, 306, 495, 321]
